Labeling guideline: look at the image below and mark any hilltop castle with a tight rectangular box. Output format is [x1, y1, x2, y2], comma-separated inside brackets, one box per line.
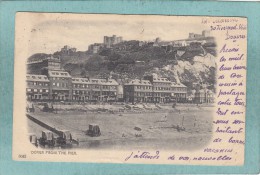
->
[104, 35, 123, 48]
[188, 30, 211, 39]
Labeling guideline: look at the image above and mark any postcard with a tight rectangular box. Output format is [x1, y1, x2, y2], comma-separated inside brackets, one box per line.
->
[13, 13, 247, 165]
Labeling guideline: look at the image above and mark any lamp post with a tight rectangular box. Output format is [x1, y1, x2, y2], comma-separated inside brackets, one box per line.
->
[52, 92, 58, 113]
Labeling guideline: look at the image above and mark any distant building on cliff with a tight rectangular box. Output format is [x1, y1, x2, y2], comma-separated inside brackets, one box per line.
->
[104, 35, 123, 48]
[61, 45, 77, 54]
[188, 30, 211, 39]
[88, 43, 103, 54]
[172, 40, 188, 47]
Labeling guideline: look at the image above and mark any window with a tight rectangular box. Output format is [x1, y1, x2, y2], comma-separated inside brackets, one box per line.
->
[33, 89, 37, 92]
[33, 82, 37, 85]
[39, 89, 42, 92]
[57, 83, 59, 87]
[53, 82, 56, 86]
[46, 89, 49, 93]
[27, 89, 31, 92]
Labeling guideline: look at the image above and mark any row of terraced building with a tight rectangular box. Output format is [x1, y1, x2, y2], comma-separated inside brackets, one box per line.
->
[26, 56, 187, 103]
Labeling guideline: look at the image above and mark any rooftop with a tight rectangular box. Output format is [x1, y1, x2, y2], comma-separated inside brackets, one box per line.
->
[48, 70, 71, 78]
[125, 79, 152, 86]
[171, 82, 187, 88]
[26, 74, 49, 82]
[72, 78, 119, 86]
[153, 77, 171, 83]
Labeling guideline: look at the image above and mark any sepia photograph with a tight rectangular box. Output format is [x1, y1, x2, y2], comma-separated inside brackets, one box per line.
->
[0, 0, 258, 173]
[11, 12, 248, 166]
[23, 14, 217, 150]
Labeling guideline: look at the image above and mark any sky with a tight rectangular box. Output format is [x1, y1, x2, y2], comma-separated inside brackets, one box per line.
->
[22, 13, 209, 55]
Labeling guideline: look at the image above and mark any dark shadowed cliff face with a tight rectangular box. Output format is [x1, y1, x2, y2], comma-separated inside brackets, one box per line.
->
[27, 41, 217, 92]
[27, 53, 52, 62]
